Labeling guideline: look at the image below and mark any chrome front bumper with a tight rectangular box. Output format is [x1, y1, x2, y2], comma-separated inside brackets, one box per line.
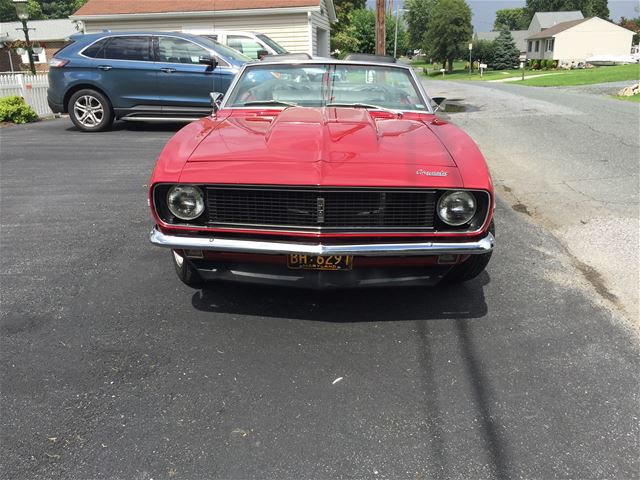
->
[149, 227, 494, 256]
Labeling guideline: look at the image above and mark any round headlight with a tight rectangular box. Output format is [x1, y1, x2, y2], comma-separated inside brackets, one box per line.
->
[437, 191, 477, 226]
[167, 185, 205, 221]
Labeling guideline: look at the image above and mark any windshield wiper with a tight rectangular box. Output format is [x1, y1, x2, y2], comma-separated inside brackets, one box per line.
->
[243, 100, 297, 107]
[325, 102, 402, 116]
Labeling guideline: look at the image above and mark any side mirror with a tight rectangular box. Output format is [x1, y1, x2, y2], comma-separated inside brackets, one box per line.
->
[257, 49, 269, 60]
[199, 55, 218, 69]
[209, 92, 224, 114]
[431, 96, 446, 113]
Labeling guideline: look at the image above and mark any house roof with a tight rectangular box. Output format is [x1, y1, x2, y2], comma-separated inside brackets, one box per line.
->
[474, 30, 529, 52]
[74, 0, 323, 16]
[0, 19, 77, 42]
[531, 11, 584, 29]
[527, 18, 590, 39]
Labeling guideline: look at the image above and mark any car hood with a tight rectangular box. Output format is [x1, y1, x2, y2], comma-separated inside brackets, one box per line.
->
[179, 107, 465, 187]
[189, 107, 455, 166]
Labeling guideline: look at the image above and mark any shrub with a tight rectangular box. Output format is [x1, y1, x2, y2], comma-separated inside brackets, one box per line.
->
[0, 96, 38, 124]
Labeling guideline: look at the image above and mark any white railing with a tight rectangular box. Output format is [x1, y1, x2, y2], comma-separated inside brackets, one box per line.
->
[0, 73, 52, 117]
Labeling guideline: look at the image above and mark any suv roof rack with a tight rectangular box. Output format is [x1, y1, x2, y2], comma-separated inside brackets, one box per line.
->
[344, 53, 397, 63]
[261, 53, 312, 61]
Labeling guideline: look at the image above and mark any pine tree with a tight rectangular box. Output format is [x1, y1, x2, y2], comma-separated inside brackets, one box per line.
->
[490, 30, 519, 70]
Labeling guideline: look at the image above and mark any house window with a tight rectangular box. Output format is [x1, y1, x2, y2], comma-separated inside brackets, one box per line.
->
[535, 40, 539, 52]
[21, 49, 46, 64]
[528, 41, 532, 52]
[546, 39, 554, 51]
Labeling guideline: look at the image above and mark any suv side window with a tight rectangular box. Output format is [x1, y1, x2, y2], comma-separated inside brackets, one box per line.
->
[82, 38, 109, 58]
[227, 35, 263, 60]
[158, 37, 209, 64]
[102, 36, 152, 61]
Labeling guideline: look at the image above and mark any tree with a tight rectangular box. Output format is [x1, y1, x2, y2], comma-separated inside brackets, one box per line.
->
[348, 8, 376, 54]
[472, 39, 494, 65]
[333, 8, 408, 57]
[331, 0, 366, 52]
[525, 0, 609, 23]
[0, 0, 43, 22]
[424, 0, 472, 72]
[490, 29, 519, 70]
[404, 0, 436, 51]
[493, 7, 529, 31]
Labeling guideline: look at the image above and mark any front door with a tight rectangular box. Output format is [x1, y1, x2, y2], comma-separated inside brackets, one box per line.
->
[154, 36, 232, 116]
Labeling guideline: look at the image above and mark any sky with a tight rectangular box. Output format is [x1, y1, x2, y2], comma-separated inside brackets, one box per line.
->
[365, 0, 639, 32]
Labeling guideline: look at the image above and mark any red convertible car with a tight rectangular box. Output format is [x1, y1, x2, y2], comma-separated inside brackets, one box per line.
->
[149, 56, 495, 288]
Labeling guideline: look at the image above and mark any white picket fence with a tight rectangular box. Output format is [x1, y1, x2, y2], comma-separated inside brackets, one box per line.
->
[0, 73, 52, 117]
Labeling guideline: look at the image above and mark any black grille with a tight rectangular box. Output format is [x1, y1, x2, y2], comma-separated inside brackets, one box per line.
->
[205, 187, 436, 231]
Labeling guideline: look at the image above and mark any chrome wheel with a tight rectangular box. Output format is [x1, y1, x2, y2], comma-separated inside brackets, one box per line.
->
[73, 95, 104, 128]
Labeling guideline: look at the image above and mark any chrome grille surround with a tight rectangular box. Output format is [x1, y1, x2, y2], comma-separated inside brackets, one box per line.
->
[205, 186, 439, 232]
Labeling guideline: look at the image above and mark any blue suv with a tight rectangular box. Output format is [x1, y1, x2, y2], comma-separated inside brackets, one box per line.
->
[47, 32, 250, 132]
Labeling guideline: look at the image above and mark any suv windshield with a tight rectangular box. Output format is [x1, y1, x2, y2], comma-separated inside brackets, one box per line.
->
[195, 36, 252, 63]
[225, 64, 428, 111]
[255, 34, 288, 54]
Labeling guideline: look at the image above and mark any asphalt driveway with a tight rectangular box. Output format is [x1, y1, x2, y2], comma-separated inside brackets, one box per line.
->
[1, 118, 638, 480]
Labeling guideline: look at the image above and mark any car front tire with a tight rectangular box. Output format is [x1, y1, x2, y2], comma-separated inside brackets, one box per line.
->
[172, 250, 203, 287]
[444, 221, 495, 283]
[68, 89, 114, 132]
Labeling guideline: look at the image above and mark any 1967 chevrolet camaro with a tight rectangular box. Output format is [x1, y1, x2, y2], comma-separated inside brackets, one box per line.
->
[149, 56, 495, 288]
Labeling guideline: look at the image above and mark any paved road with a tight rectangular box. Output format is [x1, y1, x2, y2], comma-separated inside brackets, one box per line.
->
[422, 78, 640, 324]
[1, 119, 638, 480]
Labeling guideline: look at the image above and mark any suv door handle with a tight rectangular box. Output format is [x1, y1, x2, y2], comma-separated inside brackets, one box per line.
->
[160, 67, 176, 73]
[97, 65, 112, 71]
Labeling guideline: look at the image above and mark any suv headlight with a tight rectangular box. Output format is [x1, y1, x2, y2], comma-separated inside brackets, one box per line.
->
[437, 191, 477, 226]
[167, 185, 205, 221]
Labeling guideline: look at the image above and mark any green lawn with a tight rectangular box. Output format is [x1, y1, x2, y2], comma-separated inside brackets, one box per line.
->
[412, 60, 640, 87]
[613, 94, 640, 103]
[519, 64, 640, 86]
[412, 60, 554, 81]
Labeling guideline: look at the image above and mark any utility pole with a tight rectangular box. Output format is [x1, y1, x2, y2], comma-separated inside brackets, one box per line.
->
[376, 0, 385, 55]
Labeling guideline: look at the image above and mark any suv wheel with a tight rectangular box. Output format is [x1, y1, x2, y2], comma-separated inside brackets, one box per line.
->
[68, 89, 113, 132]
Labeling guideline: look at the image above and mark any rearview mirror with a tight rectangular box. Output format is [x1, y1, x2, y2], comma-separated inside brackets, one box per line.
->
[199, 55, 218, 69]
[210, 92, 224, 114]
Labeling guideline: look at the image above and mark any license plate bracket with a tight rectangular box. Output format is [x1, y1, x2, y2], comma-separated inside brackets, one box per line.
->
[287, 254, 353, 271]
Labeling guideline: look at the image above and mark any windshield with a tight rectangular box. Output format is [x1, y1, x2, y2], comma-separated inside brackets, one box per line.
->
[225, 64, 428, 111]
[195, 36, 252, 63]
[256, 34, 288, 54]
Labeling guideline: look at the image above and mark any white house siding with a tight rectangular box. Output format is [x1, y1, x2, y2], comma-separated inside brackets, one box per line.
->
[553, 18, 634, 61]
[310, 0, 331, 56]
[82, 13, 312, 54]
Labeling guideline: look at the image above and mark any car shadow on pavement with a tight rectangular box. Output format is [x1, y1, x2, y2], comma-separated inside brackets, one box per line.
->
[190, 272, 490, 322]
[192, 272, 509, 477]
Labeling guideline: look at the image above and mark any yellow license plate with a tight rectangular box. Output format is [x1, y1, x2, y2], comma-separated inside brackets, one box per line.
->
[287, 254, 353, 271]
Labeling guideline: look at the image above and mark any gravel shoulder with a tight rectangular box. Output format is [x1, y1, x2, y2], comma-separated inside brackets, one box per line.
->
[422, 78, 640, 328]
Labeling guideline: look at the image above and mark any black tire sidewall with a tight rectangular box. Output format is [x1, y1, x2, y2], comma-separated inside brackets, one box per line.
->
[68, 89, 113, 132]
[172, 250, 203, 287]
